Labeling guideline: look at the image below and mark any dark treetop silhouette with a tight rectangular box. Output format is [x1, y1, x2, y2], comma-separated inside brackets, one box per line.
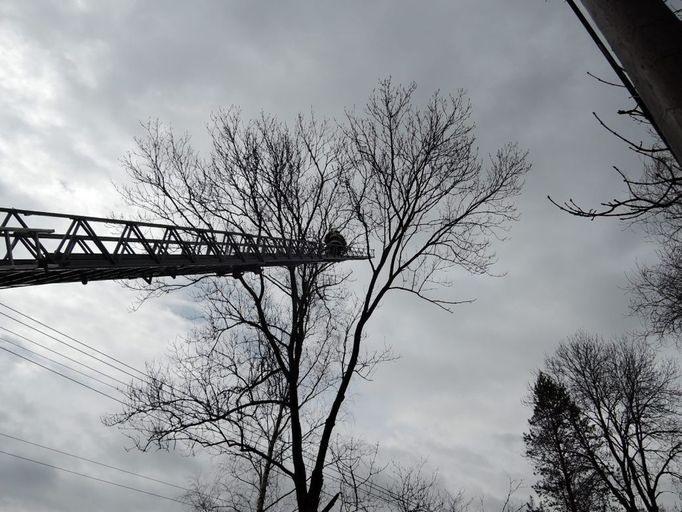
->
[105, 79, 530, 512]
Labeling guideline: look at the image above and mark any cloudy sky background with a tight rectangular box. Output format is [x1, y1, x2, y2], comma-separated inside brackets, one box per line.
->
[0, 1, 674, 510]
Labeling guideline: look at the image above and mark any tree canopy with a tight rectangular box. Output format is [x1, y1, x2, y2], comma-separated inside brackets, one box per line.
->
[106, 79, 530, 512]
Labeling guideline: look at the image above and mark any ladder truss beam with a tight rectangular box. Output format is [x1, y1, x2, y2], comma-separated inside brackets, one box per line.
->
[0, 208, 369, 289]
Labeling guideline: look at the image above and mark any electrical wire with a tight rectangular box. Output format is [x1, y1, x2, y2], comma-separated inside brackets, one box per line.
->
[0, 332, 402, 506]
[0, 304, 416, 507]
[0, 344, 126, 405]
[0, 325, 129, 387]
[0, 309, 142, 381]
[0, 335, 121, 391]
[0, 319, 301, 506]
[0, 448, 189, 506]
[0, 308, 403, 506]
[0, 431, 189, 491]
[0, 336, 257, 509]
[0, 302, 146, 378]
[0, 307, 405, 506]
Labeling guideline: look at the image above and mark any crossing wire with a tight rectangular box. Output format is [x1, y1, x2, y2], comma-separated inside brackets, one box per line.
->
[0, 325, 129, 386]
[0, 448, 189, 506]
[0, 307, 144, 381]
[0, 330, 404, 507]
[0, 302, 145, 378]
[0, 344, 126, 405]
[0, 305, 405, 506]
[0, 431, 189, 491]
[0, 303, 415, 507]
[0, 335, 121, 392]
[0, 325, 339, 504]
[0, 304, 406, 506]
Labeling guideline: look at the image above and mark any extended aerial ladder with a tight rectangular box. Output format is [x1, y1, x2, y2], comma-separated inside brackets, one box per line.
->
[0, 208, 369, 289]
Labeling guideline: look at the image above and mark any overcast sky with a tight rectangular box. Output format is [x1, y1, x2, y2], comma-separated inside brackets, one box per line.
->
[0, 1, 670, 510]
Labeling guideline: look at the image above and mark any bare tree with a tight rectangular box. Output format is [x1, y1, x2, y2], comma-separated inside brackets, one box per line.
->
[548, 2, 682, 340]
[474, 479, 527, 512]
[333, 443, 469, 512]
[108, 111, 359, 512]
[342, 80, 528, 312]
[553, 132, 682, 341]
[184, 452, 293, 512]
[549, 107, 682, 339]
[383, 462, 467, 512]
[631, 249, 682, 339]
[552, 0, 682, 221]
[333, 439, 386, 512]
[551, 131, 681, 222]
[495, 480, 527, 512]
[539, 332, 682, 512]
[188, 438, 470, 512]
[106, 79, 529, 512]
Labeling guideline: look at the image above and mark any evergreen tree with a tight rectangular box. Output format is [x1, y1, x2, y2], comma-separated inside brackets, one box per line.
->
[524, 372, 608, 512]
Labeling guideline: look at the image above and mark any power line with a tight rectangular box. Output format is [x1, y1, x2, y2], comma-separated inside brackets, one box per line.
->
[0, 325, 129, 387]
[0, 448, 189, 506]
[0, 431, 189, 491]
[0, 302, 146, 378]
[0, 304, 410, 508]
[0, 332, 402, 506]
[0, 308, 143, 381]
[0, 336, 288, 507]
[0, 344, 126, 405]
[0, 312, 402, 506]
[0, 335, 121, 392]
[0, 327, 248, 509]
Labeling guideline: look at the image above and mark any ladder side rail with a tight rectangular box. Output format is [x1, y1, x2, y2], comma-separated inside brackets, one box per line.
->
[161, 227, 190, 261]
[2, 231, 13, 265]
[272, 236, 285, 258]
[114, 224, 159, 263]
[243, 233, 255, 258]
[5, 233, 40, 262]
[76, 219, 115, 264]
[0, 210, 53, 264]
[0, 207, 204, 232]
[241, 233, 263, 261]
[166, 228, 185, 259]
[56, 218, 82, 259]
[186, 231, 205, 258]
[71, 221, 98, 257]
[153, 227, 173, 261]
[55, 219, 112, 264]
[0, 211, 14, 264]
[257, 233, 291, 259]
[0, 210, 13, 229]
[220, 232, 244, 261]
[172, 227, 198, 263]
[112, 224, 133, 256]
[0, 207, 248, 240]
[130, 224, 161, 262]
[258, 234, 273, 258]
[197, 231, 223, 261]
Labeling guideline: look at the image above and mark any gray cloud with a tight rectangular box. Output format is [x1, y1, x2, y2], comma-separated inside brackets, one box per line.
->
[0, 0, 664, 509]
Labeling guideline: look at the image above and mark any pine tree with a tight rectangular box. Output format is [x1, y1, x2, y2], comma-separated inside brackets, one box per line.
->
[523, 373, 608, 512]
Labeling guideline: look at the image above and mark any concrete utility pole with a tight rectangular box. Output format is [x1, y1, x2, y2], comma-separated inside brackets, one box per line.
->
[578, 0, 682, 165]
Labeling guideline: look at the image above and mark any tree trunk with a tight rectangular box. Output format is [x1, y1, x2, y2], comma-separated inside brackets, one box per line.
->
[256, 404, 285, 512]
[579, 0, 682, 164]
